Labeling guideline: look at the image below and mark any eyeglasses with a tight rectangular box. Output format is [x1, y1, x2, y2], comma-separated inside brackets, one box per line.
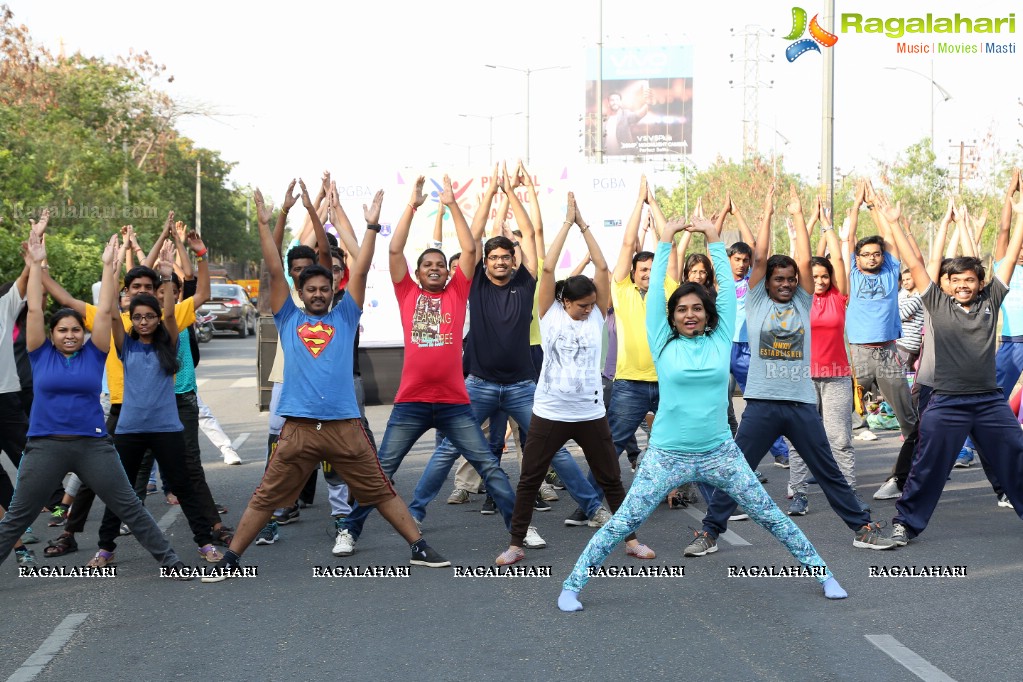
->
[857, 252, 883, 259]
[487, 255, 513, 262]
[131, 313, 159, 322]
[331, 265, 345, 273]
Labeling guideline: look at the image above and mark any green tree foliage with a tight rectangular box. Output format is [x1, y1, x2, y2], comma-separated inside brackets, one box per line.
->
[0, 5, 258, 296]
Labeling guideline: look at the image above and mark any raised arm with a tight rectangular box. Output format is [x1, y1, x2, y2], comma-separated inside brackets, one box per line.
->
[954, 204, 979, 258]
[327, 180, 362, 259]
[569, 253, 591, 277]
[346, 190, 383, 309]
[786, 186, 814, 293]
[299, 178, 333, 272]
[502, 162, 538, 277]
[390, 176, 426, 284]
[143, 211, 174, 269]
[674, 228, 693, 279]
[927, 199, 954, 281]
[431, 202, 445, 249]
[490, 193, 510, 241]
[254, 187, 290, 313]
[614, 175, 648, 282]
[847, 180, 865, 255]
[996, 195, 1023, 286]
[272, 180, 299, 256]
[520, 161, 545, 256]
[471, 164, 500, 244]
[749, 185, 775, 289]
[184, 231, 210, 306]
[171, 221, 192, 280]
[155, 242, 178, 339]
[574, 197, 609, 316]
[437, 175, 477, 281]
[89, 234, 121, 354]
[820, 208, 847, 295]
[731, 197, 756, 247]
[884, 201, 930, 292]
[125, 226, 147, 269]
[24, 231, 48, 352]
[540, 198, 576, 318]
[995, 168, 1020, 261]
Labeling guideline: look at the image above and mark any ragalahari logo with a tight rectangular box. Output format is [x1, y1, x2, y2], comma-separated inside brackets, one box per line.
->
[785, 7, 839, 62]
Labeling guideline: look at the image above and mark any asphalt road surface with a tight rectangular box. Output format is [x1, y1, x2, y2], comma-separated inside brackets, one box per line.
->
[2, 335, 1021, 681]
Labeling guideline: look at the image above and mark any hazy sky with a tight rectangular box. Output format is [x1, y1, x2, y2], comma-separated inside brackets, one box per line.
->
[9, 0, 1022, 194]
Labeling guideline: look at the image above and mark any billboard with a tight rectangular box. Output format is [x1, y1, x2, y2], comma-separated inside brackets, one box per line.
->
[584, 46, 694, 157]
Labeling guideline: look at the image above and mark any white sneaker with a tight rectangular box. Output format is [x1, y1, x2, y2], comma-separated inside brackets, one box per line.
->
[332, 529, 356, 557]
[854, 430, 879, 442]
[223, 450, 242, 465]
[446, 489, 470, 504]
[539, 482, 559, 502]
[997, 494, 1015, 509]
[523, 526, 547, 549]
[873, 477, 901, 500]
[587, 507, 612, 528]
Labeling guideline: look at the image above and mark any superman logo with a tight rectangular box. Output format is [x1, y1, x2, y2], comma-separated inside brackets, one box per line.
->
[297, 321, 335, 358]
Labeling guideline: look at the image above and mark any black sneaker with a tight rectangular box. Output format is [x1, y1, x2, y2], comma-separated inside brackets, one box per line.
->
[480, 496, 497, 515]
[564, 507, 588, 526]
[201, 555, 240, 583]
[533, 494, 551, 512]
[410, 544, 451, 567]
[162, 560, 195, 581]
[272, 505, 300, 525]
[215, 502, 228, 515]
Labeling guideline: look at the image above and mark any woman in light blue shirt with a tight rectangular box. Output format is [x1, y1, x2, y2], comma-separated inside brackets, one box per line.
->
[559, 202, 845, 612]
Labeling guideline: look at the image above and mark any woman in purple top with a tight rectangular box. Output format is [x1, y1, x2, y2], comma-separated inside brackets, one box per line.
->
[0, 231, 187, 577]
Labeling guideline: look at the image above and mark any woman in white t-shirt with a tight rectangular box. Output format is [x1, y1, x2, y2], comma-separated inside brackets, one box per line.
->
[496, 194, 654, 566]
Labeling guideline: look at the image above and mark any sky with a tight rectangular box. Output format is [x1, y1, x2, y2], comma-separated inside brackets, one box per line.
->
[9, 0, 1022, 198]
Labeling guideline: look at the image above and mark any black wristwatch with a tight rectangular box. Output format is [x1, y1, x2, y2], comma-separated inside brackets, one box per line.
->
[367, 224, 381, 232]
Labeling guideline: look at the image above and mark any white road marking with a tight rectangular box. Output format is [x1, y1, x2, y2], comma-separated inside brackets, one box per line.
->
[229, 377, 257, 389]
[7, 612, 89, 682]
[681, 507, 752, 546]
[865, 635, 957, 682]
[195, 378, 209, 387]
[231, 432, 250, 451]
[157, 506, 182, 532]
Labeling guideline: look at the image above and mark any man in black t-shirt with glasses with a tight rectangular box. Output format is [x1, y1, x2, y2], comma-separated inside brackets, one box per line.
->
[884, 198, 1023, 545]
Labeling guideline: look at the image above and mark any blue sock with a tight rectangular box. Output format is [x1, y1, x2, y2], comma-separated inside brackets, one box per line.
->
[558, 589, 583, 612]
[822, 576, 847, 599]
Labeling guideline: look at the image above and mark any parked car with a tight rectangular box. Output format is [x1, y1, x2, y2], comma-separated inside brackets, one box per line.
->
[197, 284, 257, 337]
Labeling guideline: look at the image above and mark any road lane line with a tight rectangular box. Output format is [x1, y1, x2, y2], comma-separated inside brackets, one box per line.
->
[231, 432, 250, 451]
[865, 635, 957, 682]
[157, 506, 182, 533]
[7, 612, 89, 682]
[682, 507, 752, 546]
[229, 377, 257, 389]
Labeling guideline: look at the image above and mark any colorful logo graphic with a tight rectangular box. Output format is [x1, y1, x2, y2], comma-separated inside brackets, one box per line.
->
[785, 7, 838, 62]
[296, 321, 335, 358]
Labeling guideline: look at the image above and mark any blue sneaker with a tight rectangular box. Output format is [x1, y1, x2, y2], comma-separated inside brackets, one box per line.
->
[21, 527, 39, 544]
[954, 447, 975, 468]
[787, 493, 808, 516]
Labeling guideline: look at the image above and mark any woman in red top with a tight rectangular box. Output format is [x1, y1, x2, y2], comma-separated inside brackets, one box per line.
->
[787, 202, 863, 515]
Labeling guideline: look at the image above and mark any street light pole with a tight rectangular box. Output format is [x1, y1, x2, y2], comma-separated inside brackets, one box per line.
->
[884, 62, 952, 156]
[485, 63, 568, 164]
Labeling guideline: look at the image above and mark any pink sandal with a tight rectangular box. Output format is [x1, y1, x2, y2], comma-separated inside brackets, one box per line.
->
[495, 548, 525, 566]
[87, 550, 116, 568]
[626, 543, 656, 560]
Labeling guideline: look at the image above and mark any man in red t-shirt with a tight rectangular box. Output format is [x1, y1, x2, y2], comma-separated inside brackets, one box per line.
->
[337, 176, 517, 554]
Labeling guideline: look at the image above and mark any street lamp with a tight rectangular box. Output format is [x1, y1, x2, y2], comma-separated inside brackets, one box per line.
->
[762, 124, 790, 179]
[457, 111, 522, 165]
[884, 62, 952, 156]
[484, 63, 570, 164]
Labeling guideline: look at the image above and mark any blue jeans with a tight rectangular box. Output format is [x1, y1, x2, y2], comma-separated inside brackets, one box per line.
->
[341, 402, 517, 538]
[409, 377, 602, 520]
[727, 342, 787, 462]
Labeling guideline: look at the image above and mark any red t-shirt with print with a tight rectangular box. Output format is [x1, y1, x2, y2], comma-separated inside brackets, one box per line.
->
[811, 287, 851, 377]
[394, 268, 471, 404]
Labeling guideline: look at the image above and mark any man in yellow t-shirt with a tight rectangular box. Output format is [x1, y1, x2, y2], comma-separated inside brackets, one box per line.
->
[606, 178, 679, 467]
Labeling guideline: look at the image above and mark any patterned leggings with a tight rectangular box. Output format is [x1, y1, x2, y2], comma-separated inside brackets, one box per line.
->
[563, 439, 832, 592]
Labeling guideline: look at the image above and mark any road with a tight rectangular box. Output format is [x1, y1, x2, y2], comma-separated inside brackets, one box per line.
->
[2, 335, 1021, 681]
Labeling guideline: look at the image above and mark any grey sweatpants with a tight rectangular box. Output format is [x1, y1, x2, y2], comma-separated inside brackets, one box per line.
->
[790, 377, 857, 493]
[0, 436, 180, 569]
[850, 342, 918, 439]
